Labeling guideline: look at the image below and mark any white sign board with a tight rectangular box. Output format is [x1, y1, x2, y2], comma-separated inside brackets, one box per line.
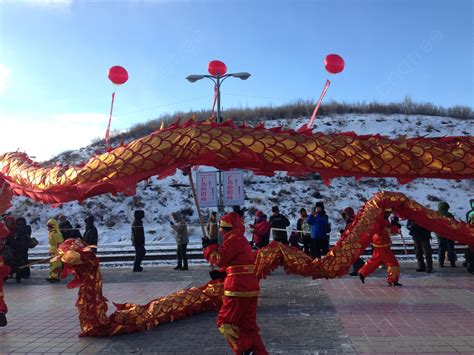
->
[222, 170, 245, 206]
[196, 171, 218, 207]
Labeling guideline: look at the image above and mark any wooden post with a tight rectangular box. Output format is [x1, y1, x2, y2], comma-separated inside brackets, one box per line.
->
[399, 229, 408, 255]
[188, 171, 208, 239]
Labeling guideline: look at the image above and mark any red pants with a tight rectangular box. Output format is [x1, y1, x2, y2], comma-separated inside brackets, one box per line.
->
[0, 263, 11, 313]
[217, 296, 268, 355]
[359, 247, 400, 283]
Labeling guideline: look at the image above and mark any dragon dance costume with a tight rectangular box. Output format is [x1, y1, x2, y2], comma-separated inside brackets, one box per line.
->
[203, 212, 268, 355]
[359, 213, 402, 286]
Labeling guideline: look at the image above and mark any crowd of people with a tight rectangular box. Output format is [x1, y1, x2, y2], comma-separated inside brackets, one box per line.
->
[0, 199, 472, 286]
[239, 200, 474, 285]
[0, 213, 97, 283]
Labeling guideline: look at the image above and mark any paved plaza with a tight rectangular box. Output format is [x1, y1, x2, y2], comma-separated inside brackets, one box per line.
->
[0, 262, 473, 354]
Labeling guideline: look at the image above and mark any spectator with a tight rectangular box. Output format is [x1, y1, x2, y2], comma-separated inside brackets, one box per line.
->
[358, 209, 402, 287]
[2, 216, 15, 277]
[407, 220, 433, 273]
[232, 206, 245, 220]
[72, 224, 82, 240]
[21, 216, 33, 280]
[296, 208, 311, 255]
[46, 219, 63, 283]
[207, 212, 219, 242]
[131, 210, 146, 272]
[0, 221, 11, 265]
[341, 207, 365, 276]
[307, 202, 330, 258]
[341, 207, 355, 230]
[58, 215, 74, 240]
[250, 210, 271, 249]
[171, 212, 189, 271]
[12, 217, 30, 282]
[83, 215, 98, 253]
[465, 199, 474, 225]
[4, 216, 15, 245]
[463, 214, 474, 274]
[269, 206, 290, 244]
[436, 202, 456, 267]
[0, 222, 10, 326]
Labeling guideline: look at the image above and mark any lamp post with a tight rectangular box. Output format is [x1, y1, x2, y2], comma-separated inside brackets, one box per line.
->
[186, 60, 251, 123]
[186, 60, 251, 212]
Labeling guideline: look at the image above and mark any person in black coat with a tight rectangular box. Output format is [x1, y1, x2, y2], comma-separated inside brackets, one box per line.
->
[269, 206, 290, 244]
[296, 208, 311, 255]
[407, 220, 433, 273]
[72, 224, 83, 240]
[83, 215, 98, 253]
[58, 215, 74, 240]
[12, 217, 30, 283]
[131, 210, 146, 272]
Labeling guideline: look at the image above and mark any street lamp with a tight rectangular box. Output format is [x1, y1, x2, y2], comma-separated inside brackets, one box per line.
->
[186, 60, 251, 213]
[186, 60, 251, 123]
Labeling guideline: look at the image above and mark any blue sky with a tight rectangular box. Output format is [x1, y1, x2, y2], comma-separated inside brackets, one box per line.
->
[0, 0, 472, 160]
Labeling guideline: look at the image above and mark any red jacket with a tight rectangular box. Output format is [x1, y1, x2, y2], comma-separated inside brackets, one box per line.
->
[204, 230, 259, 297]
[0, 222, 10, 252]
[372, 219, 400, 247]
[252, 220, 271, 246]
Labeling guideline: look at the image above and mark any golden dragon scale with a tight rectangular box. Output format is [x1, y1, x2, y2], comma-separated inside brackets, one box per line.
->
[0, 119, 472, 204]
[58, 192, 474, 337]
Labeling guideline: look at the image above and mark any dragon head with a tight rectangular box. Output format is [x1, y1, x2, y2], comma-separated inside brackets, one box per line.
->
[54, 238, 97, 288]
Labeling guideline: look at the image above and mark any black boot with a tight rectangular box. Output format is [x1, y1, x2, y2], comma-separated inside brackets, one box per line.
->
[0, 312, 7, 327]
[358, 272, 365, 284]
[173, 266, 181, 270]
[181, 261, 188, 271]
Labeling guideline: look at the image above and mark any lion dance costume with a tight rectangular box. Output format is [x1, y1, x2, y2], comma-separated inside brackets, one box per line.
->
[358, 211, 402, 286]
[203, 212, 268, 355]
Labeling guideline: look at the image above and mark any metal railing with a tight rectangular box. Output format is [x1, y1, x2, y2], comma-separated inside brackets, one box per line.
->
[24, 226, 469, 264]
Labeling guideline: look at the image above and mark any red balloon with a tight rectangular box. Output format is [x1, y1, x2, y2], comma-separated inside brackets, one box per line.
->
[108, 66, 129, 85]
[208, 60, 227, 76]
[324, 54, 345, 74]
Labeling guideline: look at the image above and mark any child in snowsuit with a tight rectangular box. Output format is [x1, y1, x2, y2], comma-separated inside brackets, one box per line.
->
[46, 219, 63, 283]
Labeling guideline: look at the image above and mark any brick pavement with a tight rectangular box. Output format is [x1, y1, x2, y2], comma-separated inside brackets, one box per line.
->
[0, 262, 472, 354]
[322, 264, 474, 354]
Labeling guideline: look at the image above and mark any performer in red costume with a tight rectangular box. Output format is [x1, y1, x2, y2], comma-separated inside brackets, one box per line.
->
[203, 212, 268, 355]
[0, 222, 11, 326]
[358, 209, 403, 287]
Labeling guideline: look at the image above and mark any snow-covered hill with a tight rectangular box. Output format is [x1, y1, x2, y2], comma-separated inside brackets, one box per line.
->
[9, 113, 474, 249]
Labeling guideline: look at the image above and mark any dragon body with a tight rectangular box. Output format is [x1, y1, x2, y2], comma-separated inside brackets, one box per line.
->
[55, 192, 474, 336]
[0, 119, 472, 204]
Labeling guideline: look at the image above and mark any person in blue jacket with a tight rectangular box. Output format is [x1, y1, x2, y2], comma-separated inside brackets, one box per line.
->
[307, 201, 330, 259]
